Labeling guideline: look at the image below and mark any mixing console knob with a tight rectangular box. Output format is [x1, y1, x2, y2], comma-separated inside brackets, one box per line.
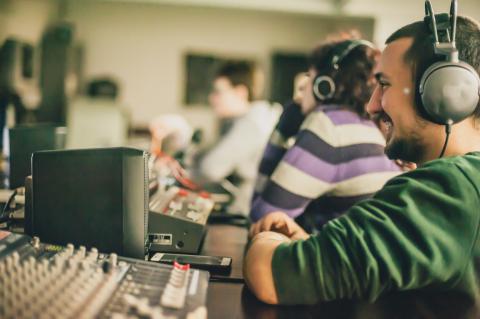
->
[109, 253, 118, 267]
[79, 245, 86, 258]
[186, 211, 200, 222]
[12, 251, 20, 264]
[66, 243, 74, 255]
[32, 236, 40, 249]
[5, 255, 13, 268]
[89, 247, 99, 260]
[199, 191, 209, 198]
[27, 256, 35, 268]
[79, 260, 89, 270]
[136, 297, 150, 316]
[102, 254, 117, 273]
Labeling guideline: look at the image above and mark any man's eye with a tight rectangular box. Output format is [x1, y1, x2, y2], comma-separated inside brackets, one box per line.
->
[378, 80, 390, 89]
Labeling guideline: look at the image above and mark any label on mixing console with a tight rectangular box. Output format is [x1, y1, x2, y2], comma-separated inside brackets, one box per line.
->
[150, 233, 173, 245]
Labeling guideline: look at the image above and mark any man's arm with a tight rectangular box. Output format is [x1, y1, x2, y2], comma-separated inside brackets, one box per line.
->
[196, 117, 261, 182]
[243, 232, 291, 304]
[253, 161, 480, 305]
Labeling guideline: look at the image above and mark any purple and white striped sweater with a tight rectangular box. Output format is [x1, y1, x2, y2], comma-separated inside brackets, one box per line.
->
[250, 105, 400, 229]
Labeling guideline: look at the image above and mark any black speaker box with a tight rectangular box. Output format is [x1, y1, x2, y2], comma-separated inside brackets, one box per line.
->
[29, 147, 148, 259]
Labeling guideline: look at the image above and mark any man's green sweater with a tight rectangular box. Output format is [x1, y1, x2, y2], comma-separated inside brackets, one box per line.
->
[272, 152, 480, 305]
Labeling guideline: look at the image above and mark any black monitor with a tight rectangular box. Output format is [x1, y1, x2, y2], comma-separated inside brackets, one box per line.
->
[8, 124, 66, 189]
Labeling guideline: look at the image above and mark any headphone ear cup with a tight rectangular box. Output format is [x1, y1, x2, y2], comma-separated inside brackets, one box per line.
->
[313, 75, 336, 101]
[419, 61, 480, 124]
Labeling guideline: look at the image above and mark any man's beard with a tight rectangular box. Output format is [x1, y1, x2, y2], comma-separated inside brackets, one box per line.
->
[385, 133, 425, 163]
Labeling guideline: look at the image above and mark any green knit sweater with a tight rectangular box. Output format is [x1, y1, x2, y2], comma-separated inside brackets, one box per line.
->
[272, 152, 480, 305]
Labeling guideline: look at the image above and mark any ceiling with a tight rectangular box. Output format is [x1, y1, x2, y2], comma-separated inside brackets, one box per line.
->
[97, 0, 353, 16]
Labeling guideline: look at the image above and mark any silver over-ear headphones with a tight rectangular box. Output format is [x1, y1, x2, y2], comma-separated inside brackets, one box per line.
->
[420, 0, 480, 125]
[312, 39, 375, 101]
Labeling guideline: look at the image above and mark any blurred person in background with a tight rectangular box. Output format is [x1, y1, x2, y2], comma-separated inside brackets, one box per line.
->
[149, 114, 193, 158]
[149, 114, 194, 189]
[191, 61, 281, 215]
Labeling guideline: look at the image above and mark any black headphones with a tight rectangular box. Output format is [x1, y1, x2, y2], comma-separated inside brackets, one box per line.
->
[312, 39, 375, 101]
[420, 0, 480, 125]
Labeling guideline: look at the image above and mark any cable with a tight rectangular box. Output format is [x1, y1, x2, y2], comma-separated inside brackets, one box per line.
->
[439, 123, 452, 158]
[0, 190, 17, 224]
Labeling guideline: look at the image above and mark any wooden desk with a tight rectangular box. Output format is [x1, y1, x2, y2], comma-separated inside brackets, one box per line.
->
[202, 224, 246, 319]
[201, 224, 478, 319]
[201, 224, 246, 281]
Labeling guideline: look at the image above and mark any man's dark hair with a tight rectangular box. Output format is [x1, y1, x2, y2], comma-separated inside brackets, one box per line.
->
[215, 61, 255, 101]
[308, 40, 378, 117]
[386, 16, 480, 119]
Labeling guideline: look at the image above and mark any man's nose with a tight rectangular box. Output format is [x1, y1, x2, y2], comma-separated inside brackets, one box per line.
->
[366, 85, 382, 115]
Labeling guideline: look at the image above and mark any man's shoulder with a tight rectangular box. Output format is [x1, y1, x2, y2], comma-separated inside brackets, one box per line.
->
[238, 101, 280, 129]
[420, 152, 480, 172]
[386, 152, 480, 191]
[425, 152, 480, 186]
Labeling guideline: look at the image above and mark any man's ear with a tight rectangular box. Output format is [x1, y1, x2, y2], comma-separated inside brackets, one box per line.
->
[234, 84, 250, 101]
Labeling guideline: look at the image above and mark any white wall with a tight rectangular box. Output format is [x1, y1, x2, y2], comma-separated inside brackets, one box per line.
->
[101, 0, 480, 47]
[64, 0, 374, 141]
[344, 0, 480, 48]
[2, 0, 480, 142]
[0, 0, 59, 44]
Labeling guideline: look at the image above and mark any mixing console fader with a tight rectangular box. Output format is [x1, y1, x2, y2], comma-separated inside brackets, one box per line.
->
[0, 231, 209, 319]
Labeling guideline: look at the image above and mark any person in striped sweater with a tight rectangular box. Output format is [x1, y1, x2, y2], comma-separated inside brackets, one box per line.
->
[250, 39, 401, 232]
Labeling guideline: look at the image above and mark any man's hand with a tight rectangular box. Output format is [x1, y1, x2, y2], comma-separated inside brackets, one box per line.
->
[244, 231, 291, 304]
[395, 159, 417, 171]
[250, 211, 309, 241]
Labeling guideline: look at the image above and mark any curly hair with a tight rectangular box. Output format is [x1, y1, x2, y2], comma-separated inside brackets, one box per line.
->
[308, 39, 378, 118]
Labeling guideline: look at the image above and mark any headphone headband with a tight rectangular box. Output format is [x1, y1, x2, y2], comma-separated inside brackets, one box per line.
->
[331, 39, 375, 70]
[424, 0, 459, 62]
[312, 39, 375, 101]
